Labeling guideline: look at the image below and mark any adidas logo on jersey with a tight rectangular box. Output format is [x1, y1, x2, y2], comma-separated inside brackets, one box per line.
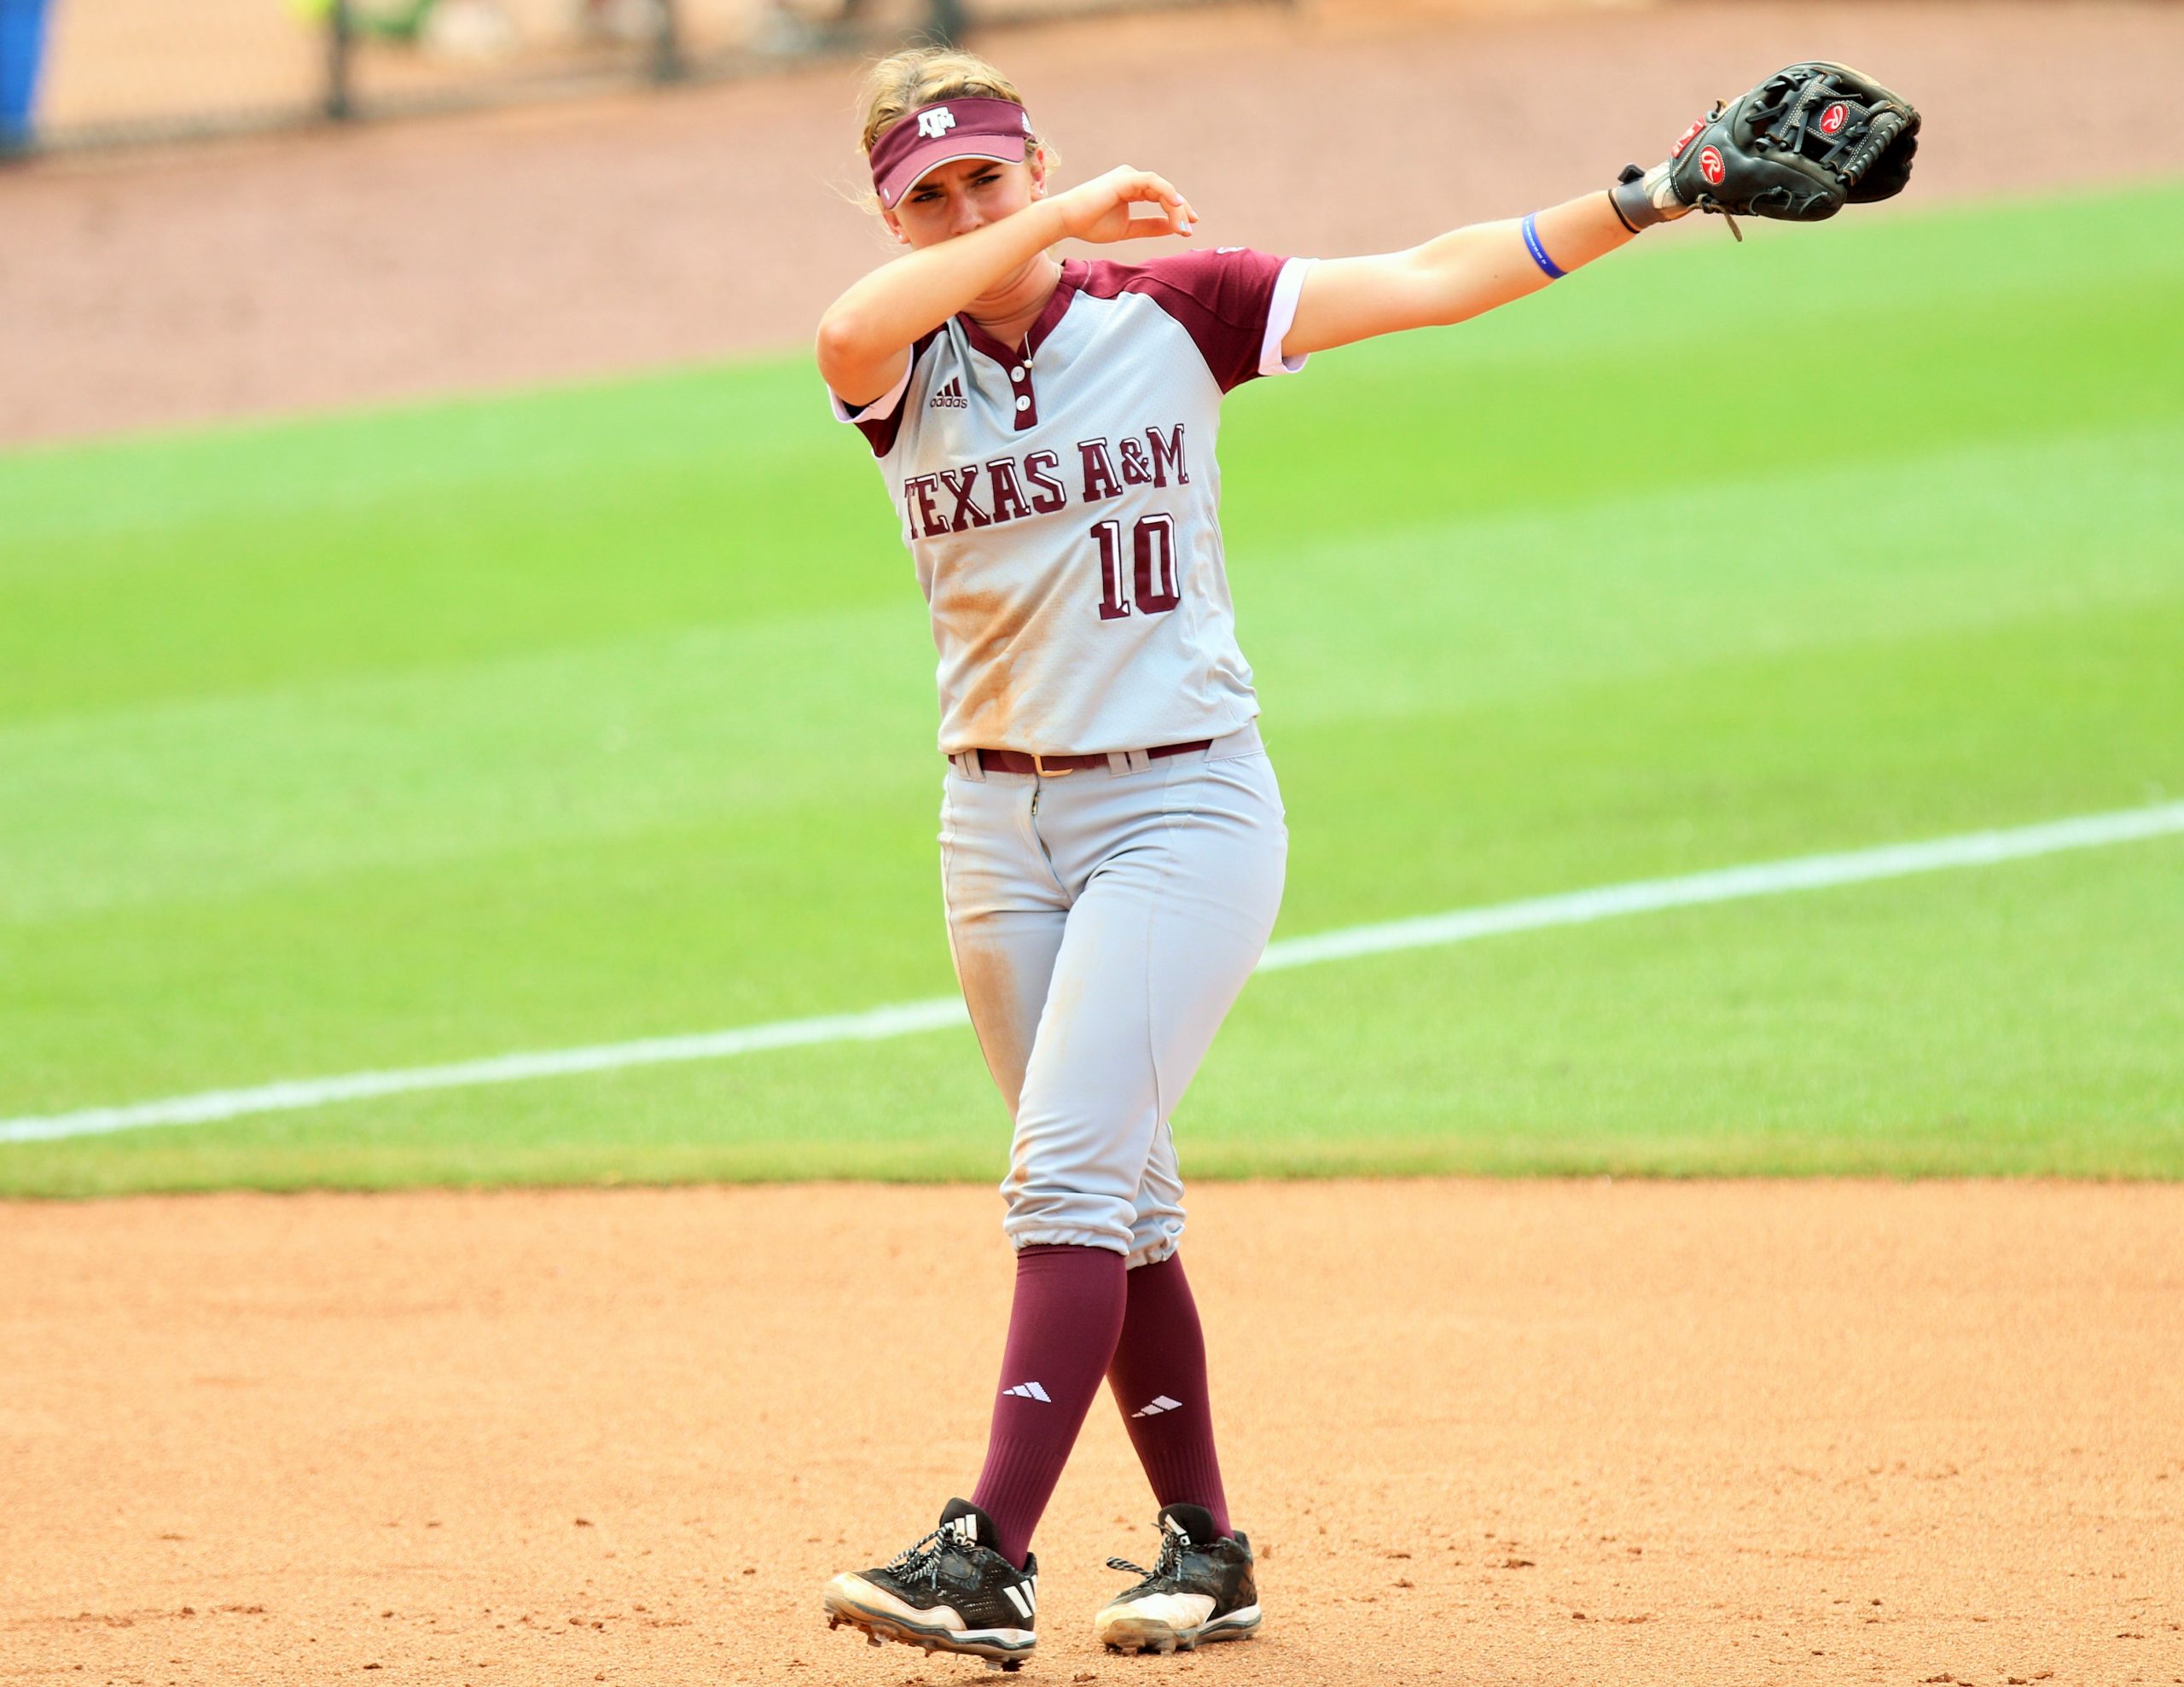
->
[929, 376, 968, 410]
[1130, 1395, 1183, 1419]
[1002, 1380, 1051, 1402]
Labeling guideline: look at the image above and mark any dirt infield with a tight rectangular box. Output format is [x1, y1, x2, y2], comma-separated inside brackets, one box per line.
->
[4, 1180, 2180, 1684]
[5, 1, 2184, 446]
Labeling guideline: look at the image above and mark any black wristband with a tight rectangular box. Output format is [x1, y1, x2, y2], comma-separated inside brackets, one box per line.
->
[1608, 162, 1670, 233]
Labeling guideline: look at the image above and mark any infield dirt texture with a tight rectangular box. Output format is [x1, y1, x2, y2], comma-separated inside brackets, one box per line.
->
[7, 1184, 2183, 1684]
[3, 3, 2182, 1684]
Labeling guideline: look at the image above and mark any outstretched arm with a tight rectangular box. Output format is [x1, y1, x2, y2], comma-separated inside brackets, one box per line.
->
[1281, 189, 1642, 358]
[1284, 61, 1921, 359]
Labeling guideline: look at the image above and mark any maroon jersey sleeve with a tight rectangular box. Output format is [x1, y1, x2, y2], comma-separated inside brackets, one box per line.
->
[1084, 247, 1302, 393]
[827, 330, 940, 457]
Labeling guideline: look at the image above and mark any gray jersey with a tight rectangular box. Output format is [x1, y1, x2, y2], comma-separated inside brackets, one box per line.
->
[831, 248, 1312, 756]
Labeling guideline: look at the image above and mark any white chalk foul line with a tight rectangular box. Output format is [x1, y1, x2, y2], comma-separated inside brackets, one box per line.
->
[4, 800, 2181, 1147]
[0, 998, 974, 1145]
[1255, 800, 2184, 970]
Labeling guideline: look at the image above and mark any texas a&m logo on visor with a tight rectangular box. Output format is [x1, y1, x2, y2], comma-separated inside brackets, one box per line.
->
[917, 106, 956, 139]
[1699, 146, 1726, 185]
[1820, 102, 1850, 137]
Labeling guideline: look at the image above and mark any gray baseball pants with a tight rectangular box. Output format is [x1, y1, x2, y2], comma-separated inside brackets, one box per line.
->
[939, 722, 1288, 1266]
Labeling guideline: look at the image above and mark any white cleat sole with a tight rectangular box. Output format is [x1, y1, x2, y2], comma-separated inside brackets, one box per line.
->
[824, 1575, 1036, 1668]
[1097, 1602, 1261, 1654]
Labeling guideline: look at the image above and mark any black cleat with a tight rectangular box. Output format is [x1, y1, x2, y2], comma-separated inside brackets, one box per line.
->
[1095, 1502, 1261, 1654]
[824, 1498, 1038, 1668]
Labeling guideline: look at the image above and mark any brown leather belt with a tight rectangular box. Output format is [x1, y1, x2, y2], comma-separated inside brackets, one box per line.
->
[968, 740, 1212, 777]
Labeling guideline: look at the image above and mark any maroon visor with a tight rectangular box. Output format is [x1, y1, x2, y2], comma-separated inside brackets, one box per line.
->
[869, 96, 1036, 210]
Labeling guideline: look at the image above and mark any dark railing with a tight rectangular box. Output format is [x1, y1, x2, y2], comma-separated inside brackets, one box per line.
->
[3, 0, 1276, 154]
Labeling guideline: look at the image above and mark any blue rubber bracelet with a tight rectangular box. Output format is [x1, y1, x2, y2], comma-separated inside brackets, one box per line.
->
[1521, 212, 1566, 281]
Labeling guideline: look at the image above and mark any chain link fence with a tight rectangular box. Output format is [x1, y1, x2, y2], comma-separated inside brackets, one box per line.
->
[3, 0, 1275, 152]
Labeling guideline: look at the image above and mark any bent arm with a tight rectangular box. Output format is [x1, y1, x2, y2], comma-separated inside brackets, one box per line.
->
[1282, 190, 1635, 358]
[816, 167, 1199, 406]
[816, 202, 1073, 407]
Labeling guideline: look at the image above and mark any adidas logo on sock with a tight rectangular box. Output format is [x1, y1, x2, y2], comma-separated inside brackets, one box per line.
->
[1130, 1395, 1183, 1418]
[929, 376, 967, 410]
[1001, 1380, 1052, 1403]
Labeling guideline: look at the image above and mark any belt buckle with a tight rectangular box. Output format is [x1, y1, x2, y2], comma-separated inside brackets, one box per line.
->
[1031, 753, 1076, 778]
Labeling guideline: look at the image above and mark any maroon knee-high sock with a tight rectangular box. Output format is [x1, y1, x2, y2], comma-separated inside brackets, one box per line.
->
[1106, 1253, 1232, 1537]
[970, 1243, 1129, 1568]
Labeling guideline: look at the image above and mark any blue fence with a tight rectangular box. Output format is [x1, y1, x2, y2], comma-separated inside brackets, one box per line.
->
[0, 0, 50, 149]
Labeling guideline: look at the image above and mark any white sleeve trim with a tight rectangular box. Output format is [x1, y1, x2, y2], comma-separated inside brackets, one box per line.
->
[828, 358, 913, 426]
[1258, 257, 1316, 378]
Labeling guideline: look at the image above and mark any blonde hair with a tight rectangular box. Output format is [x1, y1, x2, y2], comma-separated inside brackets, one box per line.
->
[856, 45, 1056, 195]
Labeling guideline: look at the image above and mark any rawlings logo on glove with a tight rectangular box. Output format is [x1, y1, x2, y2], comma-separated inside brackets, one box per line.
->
[1670, 61, 1920, 229]
[1613, 61, 1920, 239]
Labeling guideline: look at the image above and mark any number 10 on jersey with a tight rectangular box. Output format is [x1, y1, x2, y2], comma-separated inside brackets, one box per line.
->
[1093, 515, 1181, 621]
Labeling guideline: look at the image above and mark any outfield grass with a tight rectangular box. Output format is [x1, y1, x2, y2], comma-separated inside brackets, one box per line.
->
[3, 181, 2180, 1196]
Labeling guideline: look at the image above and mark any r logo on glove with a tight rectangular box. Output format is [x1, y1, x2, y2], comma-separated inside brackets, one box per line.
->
[1612, 61, 1920, 239]
[1669, 61, 1921, 225]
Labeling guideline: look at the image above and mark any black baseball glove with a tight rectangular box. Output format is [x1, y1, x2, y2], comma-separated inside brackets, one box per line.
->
[1612, 62, 1920, 237]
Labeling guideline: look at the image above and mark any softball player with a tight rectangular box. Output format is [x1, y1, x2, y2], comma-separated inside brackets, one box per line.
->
[813, 45, 1914, 1667]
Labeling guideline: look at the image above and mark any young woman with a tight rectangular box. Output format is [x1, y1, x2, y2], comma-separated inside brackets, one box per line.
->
[813, 45, 1912, 1668]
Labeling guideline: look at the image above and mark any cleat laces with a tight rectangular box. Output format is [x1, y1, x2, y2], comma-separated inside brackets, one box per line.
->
[886, 1521, 967, 1590]
[1106, 1527, 1187, 1593]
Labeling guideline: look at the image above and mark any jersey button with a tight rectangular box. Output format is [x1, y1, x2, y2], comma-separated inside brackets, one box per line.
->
[1014, 396, 1031, 412]
[1010, 365, 1026, 381]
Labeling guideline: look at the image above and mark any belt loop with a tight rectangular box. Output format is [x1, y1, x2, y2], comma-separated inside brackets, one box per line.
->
[952, 749, 986, 782]
[1106, 751, 1127, 776]
[1129, 747, 1152, 773]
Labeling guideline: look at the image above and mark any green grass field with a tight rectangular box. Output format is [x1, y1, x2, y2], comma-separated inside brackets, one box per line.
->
[3, 181, 2181, 1197]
